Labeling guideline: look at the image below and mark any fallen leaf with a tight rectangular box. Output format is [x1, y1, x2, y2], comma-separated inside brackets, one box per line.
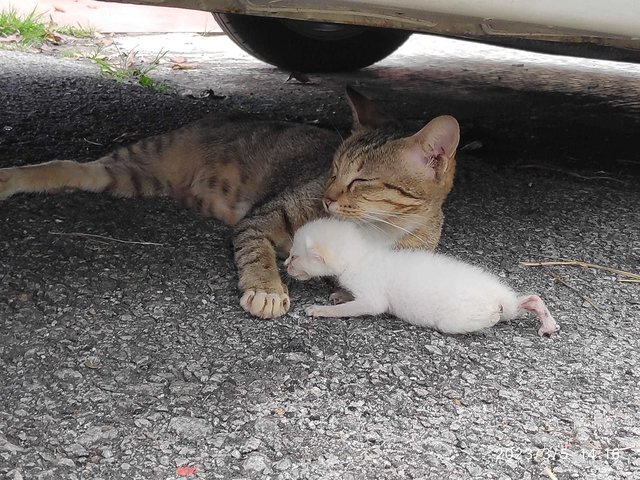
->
[169, 55, 188, 63]
[0, 34, 22, 43]
[176, 466, 197, 476]
[200, 89, 225, 99]
[45, 32, 63, 45]
[286, 71, 312, 84]
[54, 5, 66, 13]
[172, 62, 199, 70]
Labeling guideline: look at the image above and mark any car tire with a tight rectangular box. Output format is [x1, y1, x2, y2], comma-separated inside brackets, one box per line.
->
[213, 13, 411, 72]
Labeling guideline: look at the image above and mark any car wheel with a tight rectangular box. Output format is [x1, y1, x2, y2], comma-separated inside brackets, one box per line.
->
[213, 13, 411, 72]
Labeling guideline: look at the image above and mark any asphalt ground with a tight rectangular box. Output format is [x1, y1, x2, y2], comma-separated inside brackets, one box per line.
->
[0, 34, 639, 479]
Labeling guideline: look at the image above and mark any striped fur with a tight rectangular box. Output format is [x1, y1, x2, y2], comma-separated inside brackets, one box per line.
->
[0, 89, 460, 318]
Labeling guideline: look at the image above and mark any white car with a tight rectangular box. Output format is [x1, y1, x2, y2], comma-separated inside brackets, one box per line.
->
[103, 0, 640, 71]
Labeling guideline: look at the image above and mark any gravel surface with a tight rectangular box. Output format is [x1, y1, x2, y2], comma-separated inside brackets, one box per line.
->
[0, 34, 639, 479]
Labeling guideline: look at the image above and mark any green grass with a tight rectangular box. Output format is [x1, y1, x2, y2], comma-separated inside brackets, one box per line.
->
[90, 45, 170, 92]
[1, 7, 169, 92]
[56, 23, 96, 38]
[0, 7, 48, 46]
[0, 7, 96, 47]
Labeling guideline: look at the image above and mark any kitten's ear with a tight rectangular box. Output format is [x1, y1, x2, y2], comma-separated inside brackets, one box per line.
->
[404, 115, 460, 181]
[345, 86, 394, 130]
[304, 236, 326, 264]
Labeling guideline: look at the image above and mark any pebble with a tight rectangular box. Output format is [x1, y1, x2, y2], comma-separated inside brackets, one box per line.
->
[168, 416, 213, 438]
[76, 425, 118, 446]
[243, 453, 269, 473]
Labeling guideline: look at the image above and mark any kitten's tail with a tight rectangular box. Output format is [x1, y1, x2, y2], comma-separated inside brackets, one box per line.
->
[0, 136, 168, 200]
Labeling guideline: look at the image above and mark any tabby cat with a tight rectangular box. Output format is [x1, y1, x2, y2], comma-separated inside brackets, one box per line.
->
[0, 87, 460, 319]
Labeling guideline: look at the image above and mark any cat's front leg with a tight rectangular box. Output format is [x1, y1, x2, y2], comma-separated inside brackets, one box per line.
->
[233, 191, 322, 319]
[234, 226, 291, 318]
[306, 299, 385, 319]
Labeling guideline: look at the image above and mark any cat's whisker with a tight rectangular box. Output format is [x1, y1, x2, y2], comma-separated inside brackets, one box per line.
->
[328, 122, 345, 142]
[363, 209, 424, 225]
[361, 213, 429, 247]
[356, 217, 392, 241]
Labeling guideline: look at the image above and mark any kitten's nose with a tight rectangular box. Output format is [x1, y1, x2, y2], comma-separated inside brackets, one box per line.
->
[323, 197, 334, 211]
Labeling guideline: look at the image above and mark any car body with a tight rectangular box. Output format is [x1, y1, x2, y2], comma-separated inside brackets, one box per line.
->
[99, 0, 640, 71]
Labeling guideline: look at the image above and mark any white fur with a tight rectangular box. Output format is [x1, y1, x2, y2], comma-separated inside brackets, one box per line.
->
[286, 218, 559, 336]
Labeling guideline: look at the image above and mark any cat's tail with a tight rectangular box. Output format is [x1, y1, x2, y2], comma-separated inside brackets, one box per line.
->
[502, 294, 560, 337]
[0, 138, 168, 200]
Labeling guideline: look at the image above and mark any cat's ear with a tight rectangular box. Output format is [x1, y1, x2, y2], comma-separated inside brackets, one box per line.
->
[404, 115, 460, 181]
[345, 86, 394, 130]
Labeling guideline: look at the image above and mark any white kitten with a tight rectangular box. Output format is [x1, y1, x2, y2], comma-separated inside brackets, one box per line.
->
[285, 218, 559, 336]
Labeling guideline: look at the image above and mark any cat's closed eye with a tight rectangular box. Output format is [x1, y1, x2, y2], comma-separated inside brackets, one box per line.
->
[347, 177, 378, 190]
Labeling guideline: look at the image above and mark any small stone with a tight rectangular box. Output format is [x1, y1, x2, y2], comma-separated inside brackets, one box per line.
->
[209, 434, 226, 448]
[121, 463, 131, 471]
[101, 448, 114, 459]
[230, 449, 241, 459]
[243, 453, 269, 473]
[57, 458, 75, 468]
[0, 435, 26, 453]
[134, 418, 152, 429]
[466, 464, 482, 476]
[254, 417, 279, 438]
[241, 437, 261, 453]
[273, 457, 292, 471]
[76, 425, 118, 446]
[54, 369, 83, 382]
[425, 345, 442, 355]
[169, 381, 201, 396]
[83, 356, 103, 369]
[64, 443, 88, 457]
[169, 416, 213, 438]
[7, 469, 23, 480]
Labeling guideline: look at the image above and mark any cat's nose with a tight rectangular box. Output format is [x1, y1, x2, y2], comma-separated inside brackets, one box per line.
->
[323, 197, 334, 211]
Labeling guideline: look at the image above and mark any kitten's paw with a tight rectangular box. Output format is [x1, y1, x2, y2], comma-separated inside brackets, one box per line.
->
[538, 322, 560, 337]
[329, 289, 353, 305]
[240, 289, 290, 319]
[305, 305, 325, 318]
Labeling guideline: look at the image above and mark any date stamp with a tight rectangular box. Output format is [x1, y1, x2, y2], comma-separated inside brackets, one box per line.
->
[493, 445, 638, 464]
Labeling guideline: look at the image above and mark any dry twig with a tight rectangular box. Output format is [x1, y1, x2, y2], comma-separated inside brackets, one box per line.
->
[521, 260, 640, 282]
[517, 164, 625, 184]
[49, 231, 163, 246]
[543, 268, 600, 311]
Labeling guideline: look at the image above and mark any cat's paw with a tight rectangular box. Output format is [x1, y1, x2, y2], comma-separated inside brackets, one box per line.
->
[240, 289, 290, 319]
[329, 289, 353, 305]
